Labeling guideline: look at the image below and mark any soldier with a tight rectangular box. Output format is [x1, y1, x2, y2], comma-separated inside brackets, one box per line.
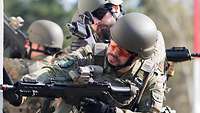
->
[70, 0, 124, 51]
[4, 20, 64, 81]
[75, 0, 124, 21]
[3, 19, 64, 113]
[22, 12, 166, 113]
[80, 12, 166, 113]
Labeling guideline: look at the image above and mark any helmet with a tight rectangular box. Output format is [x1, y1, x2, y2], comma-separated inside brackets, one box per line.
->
[78, 0, 123, 13]
[110, 13, 158, 59]
[27, 20, 64, 49]
[109, 0, 123, 5]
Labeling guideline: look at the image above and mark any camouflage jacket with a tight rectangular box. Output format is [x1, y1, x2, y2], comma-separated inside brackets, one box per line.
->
[21, 31, 166, 113]
[3, 56, 52, 113]
[3, 56, 52, 82]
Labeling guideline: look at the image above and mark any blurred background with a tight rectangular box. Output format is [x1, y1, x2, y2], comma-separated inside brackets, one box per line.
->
[4, 0, 194, 113]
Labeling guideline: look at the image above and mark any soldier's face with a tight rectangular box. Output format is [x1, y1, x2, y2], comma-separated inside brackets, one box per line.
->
[107, 40, 132, 66]
[110, 5, 123, 19]
[91, 5, 121, 41]
[92, 12, 116, 41]
[30, 43, 45, 58]
[92, 11, 116, 31]
[25, 41, 46, 60]
[100, 11, 116, 27]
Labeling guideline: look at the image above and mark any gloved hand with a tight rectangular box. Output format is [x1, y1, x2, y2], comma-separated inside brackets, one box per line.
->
[80, 98, 116, 113]
[3, 68, 23, 106]
[3, 90, 23, 106]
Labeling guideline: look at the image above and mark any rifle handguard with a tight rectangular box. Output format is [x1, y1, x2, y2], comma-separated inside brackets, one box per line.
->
[166, 47, 200, 62]
[166, 47, 191, 62]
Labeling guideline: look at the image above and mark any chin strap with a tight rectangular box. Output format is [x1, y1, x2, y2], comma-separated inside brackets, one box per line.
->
[25, 42, 61, 58]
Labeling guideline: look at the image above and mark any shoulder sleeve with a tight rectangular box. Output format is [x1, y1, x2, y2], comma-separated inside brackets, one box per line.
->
[4, 58, 31, 81]
[141, 31, 166, 74]
[137, 72, 167, 113]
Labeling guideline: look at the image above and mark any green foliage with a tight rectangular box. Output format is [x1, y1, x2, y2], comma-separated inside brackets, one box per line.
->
[6, 0, 65, 27]
[4, 0, 77, 47]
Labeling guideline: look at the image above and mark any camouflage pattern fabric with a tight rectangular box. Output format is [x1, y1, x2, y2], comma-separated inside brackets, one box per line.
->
[3, 57, 50, 113]
[17, 30, 166, 113]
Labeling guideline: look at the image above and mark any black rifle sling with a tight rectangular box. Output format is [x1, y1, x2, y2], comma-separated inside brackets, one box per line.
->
[129, 63, 156, 111]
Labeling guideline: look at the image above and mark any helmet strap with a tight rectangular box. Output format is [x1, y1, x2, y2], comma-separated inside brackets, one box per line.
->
[29, 47, 60, 56]
[25, 42, 59, 58]
[43, 47, 61, 55]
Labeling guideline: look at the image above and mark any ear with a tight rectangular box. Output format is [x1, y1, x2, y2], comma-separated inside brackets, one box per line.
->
[24, 39, 30, 48]
[93, 17, 101, 25]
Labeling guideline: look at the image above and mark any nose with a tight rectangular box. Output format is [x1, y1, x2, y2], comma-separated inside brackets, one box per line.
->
[112, 47, 119, 54]
[24, 39, 30, 49]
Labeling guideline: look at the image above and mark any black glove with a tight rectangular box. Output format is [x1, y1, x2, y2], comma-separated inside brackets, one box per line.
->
[80, 98, 116, 113]
[3, 68, 23, 106]
[3, 90, 23, 106]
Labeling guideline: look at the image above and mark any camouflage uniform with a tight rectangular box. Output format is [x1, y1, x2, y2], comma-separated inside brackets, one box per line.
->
[16, 45, 90, 113]
[4, 57, 51, 82]
[3, 19, 64, 113]
[21, 29, 166, 113]
[70, 0, 124, 51]
[102, 31, 166, 113]
[3, 56, 51, 113]
[22, 13, 166, 113]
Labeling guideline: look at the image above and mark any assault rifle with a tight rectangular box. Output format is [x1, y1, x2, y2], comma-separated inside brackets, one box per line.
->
[166, 47, 200, 62]
[1, 80, 132, 107]
[4, 14, 27, 58]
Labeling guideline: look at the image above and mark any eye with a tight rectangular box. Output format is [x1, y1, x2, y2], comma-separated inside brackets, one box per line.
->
[109, 40, 118, 50]
[110, 44, 116, 50]
[118, 48, 130, 57]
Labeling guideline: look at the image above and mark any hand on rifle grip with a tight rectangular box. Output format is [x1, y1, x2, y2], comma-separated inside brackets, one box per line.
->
[3, 89, 23, 106]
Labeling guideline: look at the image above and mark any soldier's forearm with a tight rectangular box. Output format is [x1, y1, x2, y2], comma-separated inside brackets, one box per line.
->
[21, 67, 52, 83]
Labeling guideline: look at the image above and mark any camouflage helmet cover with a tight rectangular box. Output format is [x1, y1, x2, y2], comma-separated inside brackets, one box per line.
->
[27, 20, 64, 49]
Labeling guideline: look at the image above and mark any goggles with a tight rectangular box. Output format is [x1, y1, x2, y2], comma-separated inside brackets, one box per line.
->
[107, 40, 138, 69]
[25, 41, 61, 58]
[92, 3, 122, 20]
[109, 40, 138, 58]
[109, 40, 131, 58]
[92, 7, 109, 20]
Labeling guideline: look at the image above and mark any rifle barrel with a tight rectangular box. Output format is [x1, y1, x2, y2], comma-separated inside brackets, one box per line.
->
[191, 53, 200, 57]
